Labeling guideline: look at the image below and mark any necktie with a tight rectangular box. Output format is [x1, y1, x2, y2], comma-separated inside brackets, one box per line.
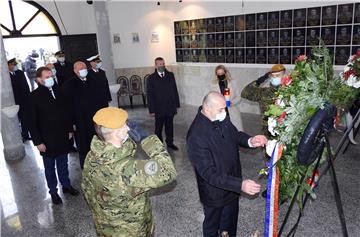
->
[161, 73, 164, 78]
[49, 88, 56, 99]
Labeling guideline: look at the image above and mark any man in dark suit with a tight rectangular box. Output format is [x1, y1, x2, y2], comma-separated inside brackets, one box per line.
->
[147, 57, 180, 151]
[8, 58, 31, 141]
[187, 91, 267, 237]
[27, 67, 79, 205]
[62, 61, 109, 168]
[86, 54, 112, 105]
[53, 50, 74, 86]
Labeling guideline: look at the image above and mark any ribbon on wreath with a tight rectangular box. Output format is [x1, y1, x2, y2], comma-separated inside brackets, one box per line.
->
[264, 142, 283, 237]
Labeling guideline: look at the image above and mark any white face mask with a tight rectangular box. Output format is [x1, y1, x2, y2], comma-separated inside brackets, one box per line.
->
[214, 111, 227, 122]
[12, 65, 18, 72]
[122, 134, 129, 144]
[57, 57, 65, 63]
[270, 77, 282, 87]
[79, 69, 88, 78]
[44, 77, 55, 88]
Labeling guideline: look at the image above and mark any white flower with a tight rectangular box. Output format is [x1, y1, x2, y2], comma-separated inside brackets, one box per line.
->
[266, 140, 278, 157]
[268, 117, 278, 136]
[343, 64, 351, 72]
[275, 98, 286, 108]
[345, 74, 360, 88]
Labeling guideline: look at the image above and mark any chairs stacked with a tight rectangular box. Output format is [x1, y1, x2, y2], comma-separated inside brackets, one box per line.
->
[117, 74, 150, 108]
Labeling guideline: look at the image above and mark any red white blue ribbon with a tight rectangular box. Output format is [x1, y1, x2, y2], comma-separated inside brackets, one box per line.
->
[264, 143, 283, 237]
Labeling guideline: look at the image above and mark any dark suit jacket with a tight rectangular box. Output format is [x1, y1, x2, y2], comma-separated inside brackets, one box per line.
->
[54, 61, 74, 86]
[186, 107, 251, 207]
[9, 70, 30, 106]
[27, 84, 72, 157]
[87, 68, 112, 103]
[62, 76, 109, 156]
[147, 69, 180, 117]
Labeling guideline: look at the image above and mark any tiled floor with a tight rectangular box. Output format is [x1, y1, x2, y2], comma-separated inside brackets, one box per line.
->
[1, 106, 359, 237]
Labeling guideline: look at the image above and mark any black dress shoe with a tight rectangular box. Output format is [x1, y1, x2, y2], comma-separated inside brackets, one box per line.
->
[51, 193, 63, 205]
[167, 144, 179, 151]
[63, 186, 80, 196]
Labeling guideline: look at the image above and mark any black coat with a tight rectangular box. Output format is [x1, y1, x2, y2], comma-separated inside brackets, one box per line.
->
[54, 61, 74, 86]
[27, 84, 72, 157]
[62, 76, 109, 156]
[147, 69, 180, 116]
[9, 70, 30, 106]
[186, 107, 251, 207]
[87, 68, 112, 103]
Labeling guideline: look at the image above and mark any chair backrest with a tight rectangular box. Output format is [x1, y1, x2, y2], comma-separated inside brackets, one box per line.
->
[117, 76, 130, 96]
[129, 75, 143, 95]
[143, 74, 150, 93]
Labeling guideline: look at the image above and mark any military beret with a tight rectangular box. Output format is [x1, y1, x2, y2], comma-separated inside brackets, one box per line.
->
[271, 64, 285, 73]
[54, 50, 65, 56]
[86, 54, 101, 62]
[93, 107, 128, 129]
[7, 58, 16, 64]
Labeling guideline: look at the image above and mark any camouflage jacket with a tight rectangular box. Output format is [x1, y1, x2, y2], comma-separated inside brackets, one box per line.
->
[241, 80, 276, 115]
[81, 135, 177, 237]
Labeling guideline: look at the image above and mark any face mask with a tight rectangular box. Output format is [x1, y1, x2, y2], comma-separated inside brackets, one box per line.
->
[122, 134, 129, 144]
[217, 74, 226, 81]
[215, 111, 227, 122]
[96, 62, 102, 69]
[158, 66, 165, 73]
[12, 65, 18, 72]
[79, 69, 88, 78]
[270, 77, 282, 87]
[51, 68, 56, 75]
[57, 57, 65, 63]
[44, 77, 55, 88]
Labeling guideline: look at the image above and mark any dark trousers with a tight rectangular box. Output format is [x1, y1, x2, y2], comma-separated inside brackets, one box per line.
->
[203, 198, 239, 237]
[155, 115, 174, 145]
[42, 154, 71, 195]
[79, 153, 86, 169]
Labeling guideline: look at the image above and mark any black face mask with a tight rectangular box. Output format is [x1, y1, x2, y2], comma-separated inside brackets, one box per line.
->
[217, 74, 226, 81]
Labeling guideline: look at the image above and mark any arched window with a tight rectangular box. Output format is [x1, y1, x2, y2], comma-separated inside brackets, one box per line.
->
[0, 0, 60, 38]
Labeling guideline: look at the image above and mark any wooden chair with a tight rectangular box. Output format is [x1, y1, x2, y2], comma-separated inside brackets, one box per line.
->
[117, 76, 131, 108]
[129, 75, 146, 108]
[143, 74, 150, 107]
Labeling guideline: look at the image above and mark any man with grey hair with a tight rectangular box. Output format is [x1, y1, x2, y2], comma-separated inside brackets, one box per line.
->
[187, 91, 267, 237]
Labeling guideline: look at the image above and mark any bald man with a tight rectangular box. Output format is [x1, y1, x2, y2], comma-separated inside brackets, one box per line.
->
[187, 91, 267, 237]
[62, 61, 109, 168]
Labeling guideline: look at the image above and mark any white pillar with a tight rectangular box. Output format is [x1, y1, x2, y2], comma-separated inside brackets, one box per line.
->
[93, 1, 119, 107]
[93, 1, 116, 85]
[0, 31, 25, 161]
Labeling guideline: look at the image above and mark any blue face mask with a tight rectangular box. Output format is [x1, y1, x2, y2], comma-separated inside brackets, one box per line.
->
[44, 77, 55, 88]
[96, 62, 102, 69]
[51, 68, 56, 75]
[79, 69, 88, 78]
[12, 65, 18, 72]
[270, 77, 282, 87]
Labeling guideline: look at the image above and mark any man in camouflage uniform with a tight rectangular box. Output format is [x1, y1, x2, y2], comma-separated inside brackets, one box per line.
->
[81, 107, 177, 237]
[241, 64, 286, 133]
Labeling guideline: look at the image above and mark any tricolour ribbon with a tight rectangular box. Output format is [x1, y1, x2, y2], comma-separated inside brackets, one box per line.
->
[264, 143, 283, 237]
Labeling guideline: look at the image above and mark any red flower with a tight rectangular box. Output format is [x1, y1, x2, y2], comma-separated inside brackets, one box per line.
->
[277, 111, 286, 124]
[357, 49, 360, 56]
[281, 75, 292, 87]
[297, 55, 307, 61]
[343, 69, 355, 80]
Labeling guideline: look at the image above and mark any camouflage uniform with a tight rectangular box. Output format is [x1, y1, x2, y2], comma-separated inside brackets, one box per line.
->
[81, 135, 177, 237]
[241, 79, 277, 135]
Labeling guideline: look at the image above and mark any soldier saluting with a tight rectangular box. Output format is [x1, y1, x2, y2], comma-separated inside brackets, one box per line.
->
[81, 107, 177, 237]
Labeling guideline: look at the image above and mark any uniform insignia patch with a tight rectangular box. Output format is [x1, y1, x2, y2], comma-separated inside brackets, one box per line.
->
[144, 161, 158, 175]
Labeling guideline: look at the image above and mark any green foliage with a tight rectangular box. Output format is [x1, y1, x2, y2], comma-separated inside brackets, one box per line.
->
[264, 44, 359, 207]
